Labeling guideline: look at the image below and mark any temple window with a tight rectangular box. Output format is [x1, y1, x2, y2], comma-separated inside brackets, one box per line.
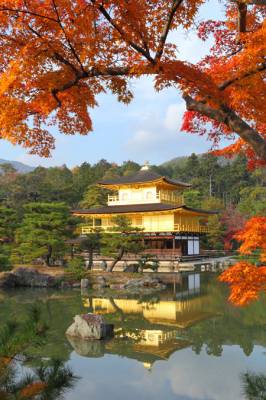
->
[146, 191, 153, 200]
[121, 192, 128, 201]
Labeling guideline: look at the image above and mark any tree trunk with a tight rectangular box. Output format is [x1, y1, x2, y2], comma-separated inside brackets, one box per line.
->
[183, 95, 266, 161]
[109, 297, 125, 322]
[45, 245, 52, 266]
[107, 248, 124, 272]
[88, 248, 93, 270]
[70, 244, 74, 260]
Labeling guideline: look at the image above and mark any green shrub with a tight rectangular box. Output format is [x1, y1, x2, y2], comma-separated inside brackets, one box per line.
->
[137, 254, 159, 272]
[67, 257, 86, 280]
[0, 252, 11, 271]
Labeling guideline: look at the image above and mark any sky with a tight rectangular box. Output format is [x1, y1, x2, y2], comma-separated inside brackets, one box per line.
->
[0, 1, 229, 169]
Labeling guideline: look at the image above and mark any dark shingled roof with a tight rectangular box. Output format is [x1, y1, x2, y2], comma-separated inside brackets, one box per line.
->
[98, 169, 190, 187]
[72, 203, 217, 215]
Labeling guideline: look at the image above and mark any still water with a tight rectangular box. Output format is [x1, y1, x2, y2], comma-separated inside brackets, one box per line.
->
[1, 273, 266, 400]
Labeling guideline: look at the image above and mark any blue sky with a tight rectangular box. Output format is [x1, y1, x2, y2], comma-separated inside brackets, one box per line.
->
[1, 1, 228, 168]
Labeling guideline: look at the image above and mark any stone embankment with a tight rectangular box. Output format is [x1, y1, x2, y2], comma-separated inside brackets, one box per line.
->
[0, 267, 63, 288]
[0, 267, 168, 291]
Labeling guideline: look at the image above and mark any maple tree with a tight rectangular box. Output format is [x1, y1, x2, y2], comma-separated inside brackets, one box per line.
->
[220, 205, 246, 250]
[0, 1, 265, 305]
[219, 217, 266, 305]
[0, 0, 264, 164]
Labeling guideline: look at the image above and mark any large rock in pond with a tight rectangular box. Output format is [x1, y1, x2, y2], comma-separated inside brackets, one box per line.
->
[66, 314, 114, 340]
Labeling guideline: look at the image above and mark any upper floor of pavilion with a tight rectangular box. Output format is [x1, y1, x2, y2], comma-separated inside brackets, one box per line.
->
[98, 162, 191, 207]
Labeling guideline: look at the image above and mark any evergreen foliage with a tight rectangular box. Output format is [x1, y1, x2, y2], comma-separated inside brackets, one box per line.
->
[101, 216, 144, 272]
[241, 372, 266, 400]
[0, 153, 263, 265]
[0, 206, 17, 241]
[12, 203, 73, 266]
[79, 232, 102, 269]
[0, 306, 77, 400]
[67, 257, 86, 280]
[79, 184, 109, 209]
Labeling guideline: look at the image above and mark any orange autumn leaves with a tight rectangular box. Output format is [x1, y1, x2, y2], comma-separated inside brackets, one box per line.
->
[219, 262, 266, 306]
[0, 0, 264, 161]
[0, 0, 204, 156]
[236, 217, 266, 262]
[219, 217, 266, 306]
[20, 382, 47, 399]
[183, 10, 266, 168]
[0, 356, 47, 399]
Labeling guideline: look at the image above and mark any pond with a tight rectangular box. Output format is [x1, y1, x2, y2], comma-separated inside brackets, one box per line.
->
[0, 273, 266, 400]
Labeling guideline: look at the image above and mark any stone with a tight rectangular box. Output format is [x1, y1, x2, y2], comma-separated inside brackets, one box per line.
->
[109, 283, 126, 290]
[124, 276, 166, 291]
[66, 313, 114, 340]
[60, 281, 71, 289]
[1, 268, 60, 288]
[93, 276, 107, 289]
[96, 275, 106, 283]
[66, 335, 105, 357]
[123, 264, 139, 273]
[0, 272, 14, 287]
[99, 260, 107, 270]
[72, 282, 81, 288]
[81, 278, 89, 288]
[92, 283, 106, 290]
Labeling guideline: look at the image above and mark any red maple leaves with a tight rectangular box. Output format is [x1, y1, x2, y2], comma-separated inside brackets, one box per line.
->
[219, 217, 266, 306]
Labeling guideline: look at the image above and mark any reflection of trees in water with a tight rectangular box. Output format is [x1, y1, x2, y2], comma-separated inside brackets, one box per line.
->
[109, 297, 125, 322]
[241, 372, 266, 400]
[0, 291, 85, 362]
[178, 313, 266, 357]
[177, 280, 266, 357]
[1, 282, 266, 363]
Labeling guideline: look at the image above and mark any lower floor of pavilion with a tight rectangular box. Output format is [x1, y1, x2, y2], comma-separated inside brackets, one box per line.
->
[138, 233, 200, 257]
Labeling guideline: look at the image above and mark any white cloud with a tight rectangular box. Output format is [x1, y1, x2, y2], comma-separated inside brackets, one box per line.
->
[164, 103, 185, 131]
[124, 101, 210, 164]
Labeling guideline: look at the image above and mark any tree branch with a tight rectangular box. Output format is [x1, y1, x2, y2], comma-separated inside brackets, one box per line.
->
[183, 94, 266, 160]
[51, 0, 85, 72]
[237, 2, 247, 33]
[154, 0, 184, 62]
[89, 0, 154, 64]
[0, 7, 58, 23]
[219, 62, 266, 90]
[50, 65, 133, 106]
[231, 0, 266, 5]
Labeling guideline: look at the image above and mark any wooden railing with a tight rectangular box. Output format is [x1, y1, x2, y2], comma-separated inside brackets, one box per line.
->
[107, 192, 183, 206]
[174, 224, 209, 233]
[80, 223, 209, 235]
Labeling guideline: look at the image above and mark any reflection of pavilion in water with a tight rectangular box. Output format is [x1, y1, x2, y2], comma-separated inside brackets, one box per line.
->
[85, 273, 213, 329]
[80, 274, 218, 369]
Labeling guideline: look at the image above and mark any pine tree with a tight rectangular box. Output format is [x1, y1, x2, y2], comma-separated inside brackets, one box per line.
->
[101, 216, 143, 272]
[80, 231, 102, 270]
[79, 185, 109, 209]
[0, 307, 77, 399]
[0, 206, 17, 241]
[13, 203, 73, 266]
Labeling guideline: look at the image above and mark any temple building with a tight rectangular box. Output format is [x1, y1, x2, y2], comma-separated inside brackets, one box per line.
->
[73, 163, 216, 257]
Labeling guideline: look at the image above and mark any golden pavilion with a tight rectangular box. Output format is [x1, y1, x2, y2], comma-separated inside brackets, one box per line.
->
[73, 163, 215, 257]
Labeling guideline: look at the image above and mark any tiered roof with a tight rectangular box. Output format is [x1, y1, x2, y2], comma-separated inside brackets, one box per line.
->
[73, 204, 216, 216]
[98, 169, 191, 189]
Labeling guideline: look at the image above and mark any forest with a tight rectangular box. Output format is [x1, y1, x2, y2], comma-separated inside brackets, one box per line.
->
[0, 152, 265, 272]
